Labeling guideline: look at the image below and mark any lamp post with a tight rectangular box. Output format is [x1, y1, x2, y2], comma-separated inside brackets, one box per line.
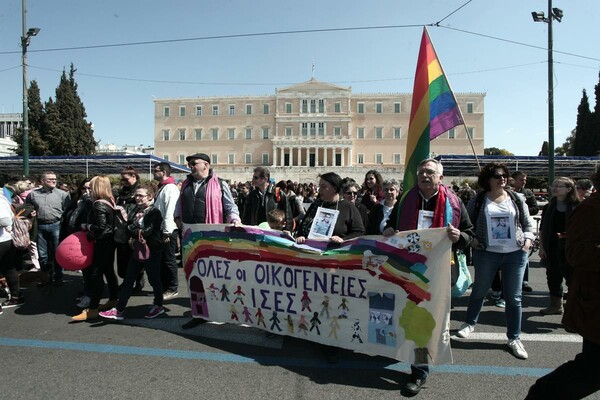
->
[21, 0, 40, 176]
[532, 1, 563, 187]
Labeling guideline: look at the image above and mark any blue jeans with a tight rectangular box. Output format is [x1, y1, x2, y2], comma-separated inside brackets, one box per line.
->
[117, 250, 163, 312]
[466, 249, 528, 340]
[37, 221, 62, 281]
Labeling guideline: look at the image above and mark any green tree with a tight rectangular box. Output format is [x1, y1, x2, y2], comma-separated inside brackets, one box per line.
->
[44, 64, 96, 155]
[573, 89, 593, 156]
[11, 80, 50, 155]
[555, 130, 575, 156]
[484, 147, 514, 156]
[538, 141, 549, 156]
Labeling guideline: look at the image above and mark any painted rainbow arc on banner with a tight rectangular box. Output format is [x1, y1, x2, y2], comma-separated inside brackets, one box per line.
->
[402, 27, 463, 194]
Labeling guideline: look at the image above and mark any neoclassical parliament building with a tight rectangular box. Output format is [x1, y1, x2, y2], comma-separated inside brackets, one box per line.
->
[154, 79, 484, 182]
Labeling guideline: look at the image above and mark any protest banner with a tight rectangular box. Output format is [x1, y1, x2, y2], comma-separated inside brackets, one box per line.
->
[182, 224, 452, 365]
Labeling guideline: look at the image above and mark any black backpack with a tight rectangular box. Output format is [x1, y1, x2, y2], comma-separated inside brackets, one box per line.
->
[95, 199, 129, 244]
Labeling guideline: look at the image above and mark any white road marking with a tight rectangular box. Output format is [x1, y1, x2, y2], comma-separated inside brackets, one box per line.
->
[453, 332, 582, 343]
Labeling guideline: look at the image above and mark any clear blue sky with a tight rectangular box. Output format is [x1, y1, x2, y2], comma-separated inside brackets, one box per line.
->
[1, 0, 599, 156]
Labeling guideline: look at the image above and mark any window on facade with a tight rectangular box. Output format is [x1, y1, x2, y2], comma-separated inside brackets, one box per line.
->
[310, 123, 316, 136]
[179, 106, 186, 117]
[357, 154, 364, 164]
[285, 103, 292, 114]
[245, 153, 252, 164]
[318, 99, 325, 113]
[195, 129, 202, 140]
[334, 126, 341, 136]
[179, 129, 186, 140]
[357, 102, 365, 113]
[262, 127, 269, 139]
[211, 128, 218, 140]
[376, 103, 383, 113]
[357, 127, 365, 139]
[162, 129, 170, 141]
[228, 154, 235, 164]
[245, 128, 252, 140]
[394, 102, 401, 113]
[394, 127, 401, 139]
[196, 105, 203, 116]
[285, 127, 292, 136]
[163, 154, 169, 161]
[310, 99, 316, 113]
[394, 154, 402, 164]
[467, 127, 475, 138]
[178, 154, 186, 165]
[262, 153, 269, 165]
[211, 154, 218, 164]
[263, 104, 269, 114]
[301, 123, 308, 136]
[246, 104, 252, 115]
[376, 127, 383, 139]
[163, 107, 170, 117]
[302, 99, 308, 113]
[228, 128, 235, 140]
[448, 128, 456, 139]
[212, 105, 219, 115]
[318, 123, 325, 136]
[467, 102, 474, 113]
[334, 102, 341, 113]
[375, 153, 383, 164]
[229, 105, 235, 116]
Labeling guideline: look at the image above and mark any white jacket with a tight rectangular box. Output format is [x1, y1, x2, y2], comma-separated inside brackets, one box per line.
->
[154, 182, 180, 234]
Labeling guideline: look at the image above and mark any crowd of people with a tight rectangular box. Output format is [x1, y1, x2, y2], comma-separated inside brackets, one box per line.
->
[1, 155, 599, 398]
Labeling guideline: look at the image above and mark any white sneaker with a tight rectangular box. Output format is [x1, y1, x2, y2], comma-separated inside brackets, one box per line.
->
[507, 339, 528, 359]
[76, 296, 91, 309]
[456, 323, 474, 338]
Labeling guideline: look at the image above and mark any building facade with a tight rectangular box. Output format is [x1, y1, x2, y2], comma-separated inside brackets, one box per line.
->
[0, 113, 20, 157]
[154, 79, 484, 181]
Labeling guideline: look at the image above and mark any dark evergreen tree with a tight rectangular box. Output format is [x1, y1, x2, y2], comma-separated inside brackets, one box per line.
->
[573, 89, 593, 156]
[45, 64, 96, 155]
[539, 141, 549, 156]
[11, 80, 50, 155]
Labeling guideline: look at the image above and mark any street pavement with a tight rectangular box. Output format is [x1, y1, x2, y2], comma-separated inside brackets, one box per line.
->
[1, 252, 596, 400]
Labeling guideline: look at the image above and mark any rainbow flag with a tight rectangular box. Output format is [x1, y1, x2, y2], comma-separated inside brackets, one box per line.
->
[402, 27, 463, 193]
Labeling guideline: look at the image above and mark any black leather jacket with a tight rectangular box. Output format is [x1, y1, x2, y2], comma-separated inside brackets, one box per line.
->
[90, 199, 114, 242]
[127, 207, 163, 252]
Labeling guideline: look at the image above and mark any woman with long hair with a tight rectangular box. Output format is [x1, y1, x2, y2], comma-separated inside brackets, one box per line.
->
[359, 170, 384, 212]
[538, 177, 579, 315]
[72, 175, 119, 321]
[457, 162, 534, 360]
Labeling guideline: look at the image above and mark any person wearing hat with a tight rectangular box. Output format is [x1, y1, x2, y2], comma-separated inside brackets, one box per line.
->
[176, 153, 241, 329]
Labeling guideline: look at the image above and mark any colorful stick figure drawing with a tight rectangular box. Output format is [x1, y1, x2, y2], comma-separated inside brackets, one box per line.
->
[351, 319, 363, 343]
[220, 284, 230, 302]
[298, 314, 309, 336]
[230, 304, 239, 321]
[242, 306, 253, 323]
[338, 298, 349, 318]
[320, 295, 330, 319]
[286, 315, 294, 334]
[255, 308, 266, 328]
[301, 290, 312, 312]
[269, 311, 282, 332]
[328, 316, 340, 339]
[208, 282, 218, 300]
[233, 285, 245, 304]
[309, 312, 321, 335]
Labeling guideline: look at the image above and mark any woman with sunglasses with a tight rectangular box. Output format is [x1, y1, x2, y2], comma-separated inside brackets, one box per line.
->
[341, 180, 368, 229]
[538, 177, 579, 316]
[457, 162, 534, 360]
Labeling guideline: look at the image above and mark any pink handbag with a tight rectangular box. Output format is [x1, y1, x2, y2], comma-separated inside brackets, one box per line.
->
[132, 229, 151, 262]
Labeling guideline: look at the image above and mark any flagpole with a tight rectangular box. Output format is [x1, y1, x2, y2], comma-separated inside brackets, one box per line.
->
[423, 27, 481, 171]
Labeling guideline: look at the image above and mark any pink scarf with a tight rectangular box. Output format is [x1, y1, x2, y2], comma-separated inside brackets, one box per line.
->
[205, 173, 222, 224]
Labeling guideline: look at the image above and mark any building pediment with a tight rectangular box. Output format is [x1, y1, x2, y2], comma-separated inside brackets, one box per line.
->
[277, 78, 351, 95]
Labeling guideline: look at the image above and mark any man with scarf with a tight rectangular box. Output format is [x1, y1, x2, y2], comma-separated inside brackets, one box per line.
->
[153, 162, 180, 300]
[383, 158, 474, 396]
[175, 153, 241, 329]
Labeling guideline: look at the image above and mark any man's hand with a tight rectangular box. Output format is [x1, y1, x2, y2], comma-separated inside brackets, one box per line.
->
[382, 227, 398, 237]
[446, 224, 460, 243]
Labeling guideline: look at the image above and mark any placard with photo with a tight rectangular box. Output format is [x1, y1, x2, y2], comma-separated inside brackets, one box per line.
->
[308, 207, 339, 239]
[487, 212, 514, 247]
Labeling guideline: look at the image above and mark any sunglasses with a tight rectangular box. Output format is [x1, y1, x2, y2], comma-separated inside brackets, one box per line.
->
[492, 174, 507, 179]
[345, 191, 357, 196]
[252, 176, 262, 180]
